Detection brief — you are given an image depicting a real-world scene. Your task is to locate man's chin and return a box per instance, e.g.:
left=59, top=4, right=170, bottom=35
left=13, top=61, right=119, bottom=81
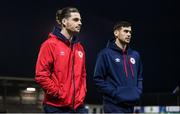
left=125, top=41, right=130, bottom=44
left=125, top=40, right=130, bottom=43
left=76, top=30, right=80, bottom=33
left=73, top=30, right=80, bottom=34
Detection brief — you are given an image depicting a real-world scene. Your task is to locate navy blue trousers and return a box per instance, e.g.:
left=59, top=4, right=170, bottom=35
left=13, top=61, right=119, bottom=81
left=103, top=102, right=134, bottom=113
left=43, top=103, right=88, bottom=113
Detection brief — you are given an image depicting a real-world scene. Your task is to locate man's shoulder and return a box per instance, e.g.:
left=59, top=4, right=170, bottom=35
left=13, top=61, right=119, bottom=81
left=129, top=48, right=138, bottom=53
left=98, top=47, right=112, bottom=56
left=42, top=33, right=58, bottom=45
left=129, top=48, right=141, bottom=58
left=76, top=41, right=84, bottom=47
left=74, top=41, right=84, bottom=49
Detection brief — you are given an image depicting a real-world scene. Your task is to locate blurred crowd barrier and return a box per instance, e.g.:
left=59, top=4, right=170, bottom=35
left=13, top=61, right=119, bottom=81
left=0, top=76, right=179, bottom=113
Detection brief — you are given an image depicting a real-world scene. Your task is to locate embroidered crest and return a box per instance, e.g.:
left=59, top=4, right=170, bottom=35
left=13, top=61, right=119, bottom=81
left=130, top=57, right=136, bottom=64
left=78, top=51, right=83, bottom=58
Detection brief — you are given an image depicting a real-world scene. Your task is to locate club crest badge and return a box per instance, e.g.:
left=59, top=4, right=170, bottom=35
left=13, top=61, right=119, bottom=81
left=78, top=51, right=83, bottom=58
left=130, top=57, right=136, bottom=64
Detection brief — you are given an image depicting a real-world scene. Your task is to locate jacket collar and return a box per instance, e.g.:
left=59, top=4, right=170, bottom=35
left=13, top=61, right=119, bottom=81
left=107, top=39, right=130, bottom=54
left=52, top=26, right=79, bottom=45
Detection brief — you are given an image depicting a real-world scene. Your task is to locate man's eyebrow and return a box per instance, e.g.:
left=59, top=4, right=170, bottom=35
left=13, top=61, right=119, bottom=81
left=73, top=17, right=81, bottom=20
left=124, top=29, right=131, bottom=31
left=124, top=29, right=132, bottom=33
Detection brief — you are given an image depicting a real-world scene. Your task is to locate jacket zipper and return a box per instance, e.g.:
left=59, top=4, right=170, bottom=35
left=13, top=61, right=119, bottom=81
left=122, top=50, right=128, bottom=79
left=71, top=44, right=75, bottom=110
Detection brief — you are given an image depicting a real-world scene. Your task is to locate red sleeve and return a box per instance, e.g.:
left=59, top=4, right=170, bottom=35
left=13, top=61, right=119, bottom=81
left=35, top=41, right=60, bottom=98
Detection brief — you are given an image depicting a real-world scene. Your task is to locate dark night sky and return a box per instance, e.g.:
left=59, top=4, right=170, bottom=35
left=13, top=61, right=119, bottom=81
left=0, top=0, right=179, bottom=104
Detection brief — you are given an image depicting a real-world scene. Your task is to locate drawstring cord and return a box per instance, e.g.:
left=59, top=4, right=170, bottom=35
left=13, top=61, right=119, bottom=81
left=122, top=50, right=134, bottom=78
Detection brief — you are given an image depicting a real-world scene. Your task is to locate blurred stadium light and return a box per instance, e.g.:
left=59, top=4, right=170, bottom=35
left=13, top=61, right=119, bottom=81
left=0, top=76, right=179, bottom=113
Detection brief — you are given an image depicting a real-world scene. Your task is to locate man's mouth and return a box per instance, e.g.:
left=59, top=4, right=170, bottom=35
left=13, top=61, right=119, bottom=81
left=76, top=26, right=81, bottom=30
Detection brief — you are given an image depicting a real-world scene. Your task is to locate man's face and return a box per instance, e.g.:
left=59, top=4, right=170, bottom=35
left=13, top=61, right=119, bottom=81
left=63, top=12, right=82, bottom=34
left=115, top=26, right=132, bottom=44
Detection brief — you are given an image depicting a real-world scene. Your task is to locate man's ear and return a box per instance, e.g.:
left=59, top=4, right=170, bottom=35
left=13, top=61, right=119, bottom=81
left=62, top=18, right=67, bottom=27
left=114, top=30, right=119, bottom=37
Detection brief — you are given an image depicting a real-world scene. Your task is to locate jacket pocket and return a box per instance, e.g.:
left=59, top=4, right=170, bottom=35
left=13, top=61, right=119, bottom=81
left=58, top=83, right=67, bottom=101
left=115, top=86, right=140, bottom=104
left=75, top=78, right=86, bottom=105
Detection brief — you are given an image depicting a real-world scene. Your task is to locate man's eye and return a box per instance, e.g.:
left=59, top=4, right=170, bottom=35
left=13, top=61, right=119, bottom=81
left=73, top=18, right=79, bottom=21
left=124, top=30, right=131, bottom=33
left=124, top=30, right=128, bottom=33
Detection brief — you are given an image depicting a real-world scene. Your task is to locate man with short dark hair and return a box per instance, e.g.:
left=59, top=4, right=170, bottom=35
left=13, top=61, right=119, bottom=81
left=35, top=7, right=87, bottom=113
left=93, top=21, right=143, bottom=113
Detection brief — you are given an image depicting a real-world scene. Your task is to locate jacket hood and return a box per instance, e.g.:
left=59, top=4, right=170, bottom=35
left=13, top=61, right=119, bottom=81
left=52, top=26, right=79, bottom=45
left=106, top=39, right=130, bottom=54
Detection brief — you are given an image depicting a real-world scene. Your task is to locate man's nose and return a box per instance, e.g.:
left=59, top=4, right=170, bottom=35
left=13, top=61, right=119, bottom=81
left=78, top=21, right=82, bottom=26
left=127, top=33, right=131, bottom=37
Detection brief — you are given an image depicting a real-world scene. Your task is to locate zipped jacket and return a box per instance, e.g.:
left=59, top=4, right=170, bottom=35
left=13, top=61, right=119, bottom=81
left=93, top=39, right=143, bottom=105
left=35, top=26, right=87, bottom=109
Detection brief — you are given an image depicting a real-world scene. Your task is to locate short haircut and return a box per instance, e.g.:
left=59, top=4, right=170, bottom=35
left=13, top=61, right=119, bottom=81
left=113, top=21, right=132, bottom=31
left=56, top=7, right=79, bottom=25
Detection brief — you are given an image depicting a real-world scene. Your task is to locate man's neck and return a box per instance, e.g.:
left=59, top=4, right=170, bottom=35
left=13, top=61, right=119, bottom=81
left=61, top=29, right=73, bottom=42
left=115, top=39, right=127, bottom=51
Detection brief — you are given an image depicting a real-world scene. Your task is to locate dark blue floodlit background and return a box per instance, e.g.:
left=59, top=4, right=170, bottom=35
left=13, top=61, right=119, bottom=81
left=0, top=0, right=178, bottom=104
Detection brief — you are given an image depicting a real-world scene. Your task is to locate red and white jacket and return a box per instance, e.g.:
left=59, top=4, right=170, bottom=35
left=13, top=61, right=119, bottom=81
left=35, top=27, right=87, bottom=109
